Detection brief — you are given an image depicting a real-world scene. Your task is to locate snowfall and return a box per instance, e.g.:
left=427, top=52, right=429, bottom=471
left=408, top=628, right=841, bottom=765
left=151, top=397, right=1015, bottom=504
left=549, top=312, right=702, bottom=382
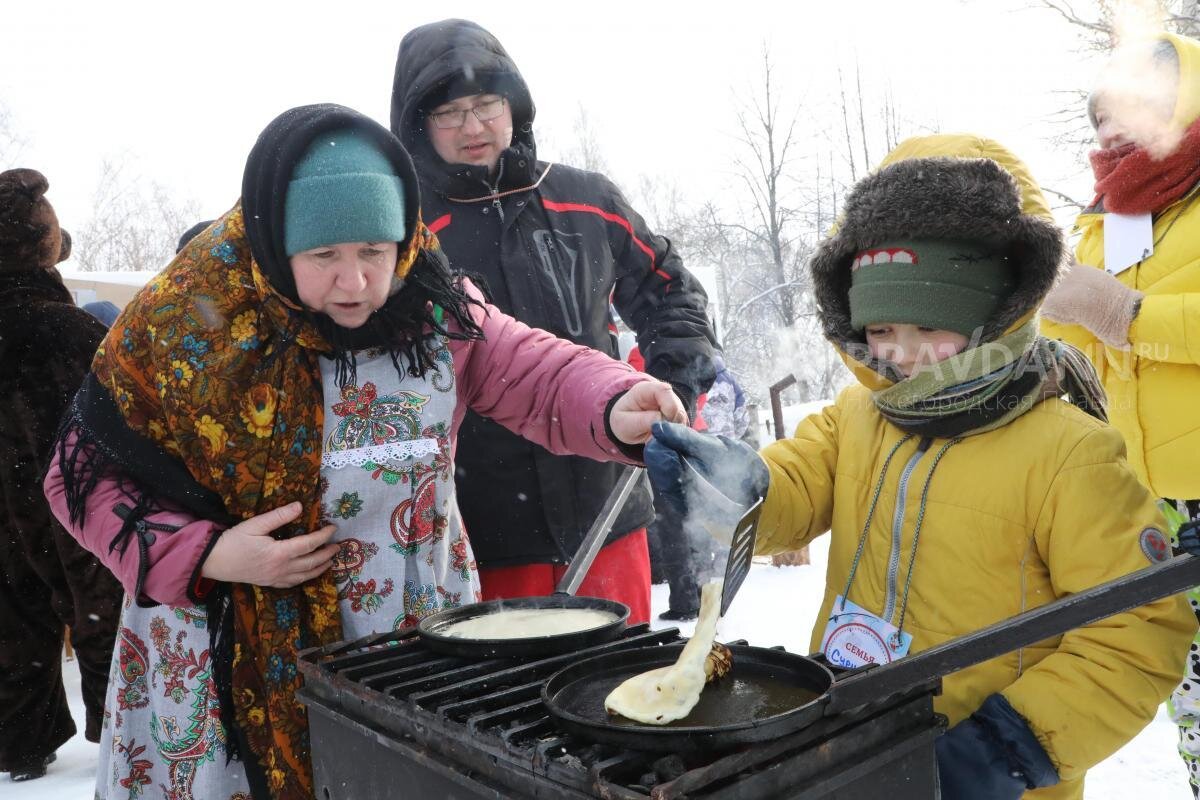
left=6, top=403, right=1191, bottom=799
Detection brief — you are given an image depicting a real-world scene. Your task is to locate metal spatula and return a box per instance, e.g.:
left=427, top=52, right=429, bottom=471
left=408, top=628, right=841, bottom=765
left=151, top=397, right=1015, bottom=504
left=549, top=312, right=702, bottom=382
left=556, top=465, right=642, bottom=596
left=719, top=498, right=763, bottom=615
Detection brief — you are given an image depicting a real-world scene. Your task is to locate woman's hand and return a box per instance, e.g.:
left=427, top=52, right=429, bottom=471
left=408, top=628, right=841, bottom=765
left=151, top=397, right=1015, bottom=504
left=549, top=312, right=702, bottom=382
left=200, top=502, right=339, bottom=587
left=1040, top=258, right=1142, bottom=349
left=608, top=380, right=688, bottom=444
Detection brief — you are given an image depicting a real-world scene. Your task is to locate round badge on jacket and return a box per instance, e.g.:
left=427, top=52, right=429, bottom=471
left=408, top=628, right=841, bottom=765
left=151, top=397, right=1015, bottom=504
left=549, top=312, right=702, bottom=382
left=1139, top=527, right=1171, bottom=564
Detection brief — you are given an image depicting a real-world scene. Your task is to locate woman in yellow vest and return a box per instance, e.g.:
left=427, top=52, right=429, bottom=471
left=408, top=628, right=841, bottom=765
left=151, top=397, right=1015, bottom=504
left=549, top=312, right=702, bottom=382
left=1040, top=33, right=1200, bottom=794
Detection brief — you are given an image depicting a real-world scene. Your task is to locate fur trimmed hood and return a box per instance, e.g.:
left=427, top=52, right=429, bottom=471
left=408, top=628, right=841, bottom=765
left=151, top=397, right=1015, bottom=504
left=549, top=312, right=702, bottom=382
left=811, top=157, right=1064, bottom=367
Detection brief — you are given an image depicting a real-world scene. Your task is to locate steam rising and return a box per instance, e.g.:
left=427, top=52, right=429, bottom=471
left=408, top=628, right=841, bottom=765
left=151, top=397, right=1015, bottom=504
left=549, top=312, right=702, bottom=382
left=1091, top=24, right=1181, bottom=159
left=680, top=456, right=757, bottom=583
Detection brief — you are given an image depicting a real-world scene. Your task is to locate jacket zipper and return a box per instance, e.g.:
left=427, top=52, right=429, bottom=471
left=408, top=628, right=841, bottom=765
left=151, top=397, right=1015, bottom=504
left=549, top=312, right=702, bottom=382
left=882, top=437, right=932, bottom=622
left=113, top=501, right=184, bottom=539
left=487, top=158, right=506, bottom=223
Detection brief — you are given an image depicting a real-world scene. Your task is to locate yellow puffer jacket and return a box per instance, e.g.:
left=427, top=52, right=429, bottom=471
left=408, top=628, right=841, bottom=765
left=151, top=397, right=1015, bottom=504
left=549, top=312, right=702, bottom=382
left=765, top=138, right=1195, bottom=799
left=759, top=389, right=1192, bottom=799
left=1042, top=32, right=1200, bottom=500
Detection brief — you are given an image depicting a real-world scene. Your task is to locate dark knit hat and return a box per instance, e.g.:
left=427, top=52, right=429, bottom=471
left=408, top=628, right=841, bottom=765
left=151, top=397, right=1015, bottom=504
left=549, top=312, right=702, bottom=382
left=83, top=300, right=121, bottom=328
left=848, top=238, right=1016, bottom=336
left=284, top=129, right=407, bottom=256
left=177, top=220, right=215, bottom=253
left=0, top=168, right=70, bottom=270
left=419, top=69, right=522, bottom=113
left=810, top=157, right=1064, bottom=347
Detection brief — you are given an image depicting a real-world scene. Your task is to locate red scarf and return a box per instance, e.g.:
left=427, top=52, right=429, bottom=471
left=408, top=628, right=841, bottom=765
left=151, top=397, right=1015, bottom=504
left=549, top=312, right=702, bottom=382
left=1089, top=117, right=1200, bottom=214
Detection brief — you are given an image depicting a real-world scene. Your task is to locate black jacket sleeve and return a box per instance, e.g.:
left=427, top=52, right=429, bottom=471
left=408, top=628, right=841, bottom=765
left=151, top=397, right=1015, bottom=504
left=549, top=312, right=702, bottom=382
left=601, top=175, right=718, bottom=415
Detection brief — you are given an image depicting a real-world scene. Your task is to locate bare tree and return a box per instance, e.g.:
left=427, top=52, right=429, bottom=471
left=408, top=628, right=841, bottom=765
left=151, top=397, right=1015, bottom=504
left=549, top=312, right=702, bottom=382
left=812, top=56, right=920, bottom=252
left=74, top=158, right=200, bottom=272
left=622, top=49, right=922, bottom=411
left=855, top=61, right=873, bottom=173
left=556, top=103, right=612, bottom=175
left=631, top=173, right=693, bottom=240
left=0, top=101, right=27, bottom=167
left=1042, top=184, right=1088, bottom=212
left=671, top=48, right=844, bottom=409
left=1037, top=0, right=1200, bottom=47
left=836, top=66, right=859, bottom=183
left=882, top=84, right=902, bottom=154
left=694, top=47, right=927, bottom=406
left=729, top=47, right=810, bottom=329
left=1035, top=0, right=1200, bottom=156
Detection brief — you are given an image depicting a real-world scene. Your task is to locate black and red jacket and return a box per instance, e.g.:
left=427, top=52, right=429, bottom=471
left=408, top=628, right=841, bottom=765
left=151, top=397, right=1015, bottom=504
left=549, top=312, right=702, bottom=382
left=392, top=19, right=718, bottom=568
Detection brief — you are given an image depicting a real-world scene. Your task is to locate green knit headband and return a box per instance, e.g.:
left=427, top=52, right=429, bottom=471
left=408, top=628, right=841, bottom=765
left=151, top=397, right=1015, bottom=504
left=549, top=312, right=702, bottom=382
left=284, top=130, right=407, bottom=256
left=848, top=239, right=1015, bottom=337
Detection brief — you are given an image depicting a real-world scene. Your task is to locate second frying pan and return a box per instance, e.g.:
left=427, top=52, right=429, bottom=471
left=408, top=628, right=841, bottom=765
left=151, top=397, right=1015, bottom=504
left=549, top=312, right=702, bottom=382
left=418, top=466, right=640, bottom=658
left=545, top=552, right=1200, bottom=752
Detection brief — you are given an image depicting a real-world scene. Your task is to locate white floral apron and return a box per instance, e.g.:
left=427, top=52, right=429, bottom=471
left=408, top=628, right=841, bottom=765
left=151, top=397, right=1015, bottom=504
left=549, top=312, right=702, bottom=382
left=93, top=339, right=480, bottom=799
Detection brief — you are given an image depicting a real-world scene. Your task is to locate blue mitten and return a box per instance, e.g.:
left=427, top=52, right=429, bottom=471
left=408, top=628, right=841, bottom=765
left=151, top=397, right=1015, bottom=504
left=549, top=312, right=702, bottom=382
left=644, top=422, right=769, bottom=538
left=1178, top=519, right=1200, bottom=556
left=935, top=694, right=1058, bottom=800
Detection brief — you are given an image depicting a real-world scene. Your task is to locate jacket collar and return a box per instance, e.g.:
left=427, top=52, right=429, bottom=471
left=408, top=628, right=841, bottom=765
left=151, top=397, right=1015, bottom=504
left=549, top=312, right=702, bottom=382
left=417, top=140, right=540, bottom=200
left=0, top=265, right=73, bottom=309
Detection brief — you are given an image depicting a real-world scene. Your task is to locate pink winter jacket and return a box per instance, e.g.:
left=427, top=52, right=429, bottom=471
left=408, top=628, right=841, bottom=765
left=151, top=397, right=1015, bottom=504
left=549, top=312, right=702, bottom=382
left=44, top=288, right=649, bottom=608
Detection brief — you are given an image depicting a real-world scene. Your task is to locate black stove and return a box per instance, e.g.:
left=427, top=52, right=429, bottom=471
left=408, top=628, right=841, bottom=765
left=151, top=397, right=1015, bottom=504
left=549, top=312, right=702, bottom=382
left=297, top=624, right=944, bottom=799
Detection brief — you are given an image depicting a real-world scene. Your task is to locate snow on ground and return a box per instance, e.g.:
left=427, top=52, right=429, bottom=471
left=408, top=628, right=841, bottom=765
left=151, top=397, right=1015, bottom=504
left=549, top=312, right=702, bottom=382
left=751, top=398, right=833, bottom=444
left=14, top=532, right=1188, bottom=797
left=778, top=400, right=836, bottom=436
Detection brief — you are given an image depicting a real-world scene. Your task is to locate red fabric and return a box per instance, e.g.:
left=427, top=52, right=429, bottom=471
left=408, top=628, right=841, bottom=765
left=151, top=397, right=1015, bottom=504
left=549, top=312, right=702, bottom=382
left=1089, top=118, right=1200, bottom=214
left=626, top=345, right=645, bottom=372
left=693, top=394, right=708, bottom=432
left=541, top=199, right=662, bottom=274
left=477, top=529, right=651, bottom=624
left=192, top=575, right=215, bottom=600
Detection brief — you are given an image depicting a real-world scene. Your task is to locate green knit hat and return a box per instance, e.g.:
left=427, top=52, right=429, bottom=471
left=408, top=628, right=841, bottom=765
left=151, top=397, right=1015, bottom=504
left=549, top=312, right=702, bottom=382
left=848, top=239, right=1016, bottom=337
left=284, top=130, right=407, bottom=256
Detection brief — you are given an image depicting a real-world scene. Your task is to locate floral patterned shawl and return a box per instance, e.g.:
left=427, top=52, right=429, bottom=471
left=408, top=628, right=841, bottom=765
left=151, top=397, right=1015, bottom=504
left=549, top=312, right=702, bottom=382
left=69, top=205, right=431, bottom=799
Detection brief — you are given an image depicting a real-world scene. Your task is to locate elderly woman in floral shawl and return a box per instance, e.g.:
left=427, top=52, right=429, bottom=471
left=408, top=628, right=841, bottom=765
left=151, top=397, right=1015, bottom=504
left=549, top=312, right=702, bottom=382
left=44, top=104, right=682, bottom=800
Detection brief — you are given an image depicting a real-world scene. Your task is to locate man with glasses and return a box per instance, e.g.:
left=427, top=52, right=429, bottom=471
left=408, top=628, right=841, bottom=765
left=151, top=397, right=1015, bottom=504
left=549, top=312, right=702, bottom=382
left=390, top=19, right=718, bottom=624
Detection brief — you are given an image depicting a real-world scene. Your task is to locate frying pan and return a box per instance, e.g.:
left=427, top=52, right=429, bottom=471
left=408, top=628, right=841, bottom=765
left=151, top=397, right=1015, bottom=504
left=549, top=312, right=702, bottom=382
left=418, top=466, right=641, bottom=658
left=544, top=551, right=1200, bottom=752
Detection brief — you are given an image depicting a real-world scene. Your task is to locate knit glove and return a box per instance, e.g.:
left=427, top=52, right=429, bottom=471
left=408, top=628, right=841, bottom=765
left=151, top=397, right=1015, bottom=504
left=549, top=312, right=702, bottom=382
left=644, top=421, right=769, bottom=543
left=1040, top=260, right=1143, bottom=350
left=935, top=694, right=1059, bottom=800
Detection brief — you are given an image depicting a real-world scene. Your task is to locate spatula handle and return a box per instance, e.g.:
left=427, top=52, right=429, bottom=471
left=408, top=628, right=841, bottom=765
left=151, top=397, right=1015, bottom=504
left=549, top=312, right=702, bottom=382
left=556, top=466, right=642, bottom=596
left=826, top=553, right=1200, bottom=714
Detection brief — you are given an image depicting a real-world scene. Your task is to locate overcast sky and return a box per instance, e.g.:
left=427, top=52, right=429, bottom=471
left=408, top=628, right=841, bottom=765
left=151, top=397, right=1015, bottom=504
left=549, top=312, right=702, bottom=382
left=2, top=0, right=1113, bottom=237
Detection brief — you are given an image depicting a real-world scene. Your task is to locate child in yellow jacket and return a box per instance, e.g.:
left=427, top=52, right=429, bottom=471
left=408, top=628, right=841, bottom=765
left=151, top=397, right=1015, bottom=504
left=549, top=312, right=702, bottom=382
left=645, top=156, right=1195, bottom=800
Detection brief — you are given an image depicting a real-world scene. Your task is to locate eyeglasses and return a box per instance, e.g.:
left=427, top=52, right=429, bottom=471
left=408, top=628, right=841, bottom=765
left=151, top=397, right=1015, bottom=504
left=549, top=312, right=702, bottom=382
left=426, top=97, right=507, bottom=130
